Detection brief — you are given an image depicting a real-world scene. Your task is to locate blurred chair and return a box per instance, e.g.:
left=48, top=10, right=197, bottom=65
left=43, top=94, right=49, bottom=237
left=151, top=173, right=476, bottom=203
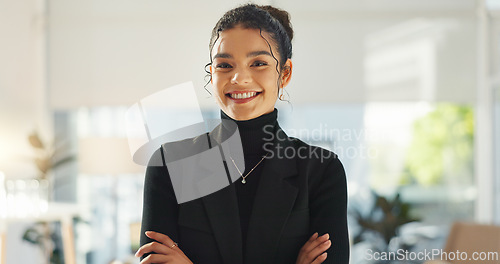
left=426, top=222, right=500, bottom=264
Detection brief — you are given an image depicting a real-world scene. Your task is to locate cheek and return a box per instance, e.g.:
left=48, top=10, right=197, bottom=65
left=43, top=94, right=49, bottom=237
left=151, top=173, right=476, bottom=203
left=211, top=74, right=228, bottom=105
left=211, top=74, right=224, bottom=93
left=255, top=71, right=279, bottom=94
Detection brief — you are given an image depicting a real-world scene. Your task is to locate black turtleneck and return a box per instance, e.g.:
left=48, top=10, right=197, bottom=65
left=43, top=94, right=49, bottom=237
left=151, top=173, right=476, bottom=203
left=220, top=109, right=278, bottom=258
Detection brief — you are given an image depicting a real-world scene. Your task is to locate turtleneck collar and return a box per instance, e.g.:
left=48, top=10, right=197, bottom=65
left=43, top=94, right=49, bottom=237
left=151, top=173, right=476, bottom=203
left=220, top=109, right=278, bottom=155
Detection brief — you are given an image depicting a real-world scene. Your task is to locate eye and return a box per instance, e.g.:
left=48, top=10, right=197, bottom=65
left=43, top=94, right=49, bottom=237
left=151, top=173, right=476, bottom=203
left=252, top=61, right=268, bottom=67
left=215, top=62, right=232, bottom=69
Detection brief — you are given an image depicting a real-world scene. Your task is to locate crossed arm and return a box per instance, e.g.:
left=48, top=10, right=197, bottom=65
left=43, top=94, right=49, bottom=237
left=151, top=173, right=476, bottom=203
left=136, top=230, right=331, bottom=264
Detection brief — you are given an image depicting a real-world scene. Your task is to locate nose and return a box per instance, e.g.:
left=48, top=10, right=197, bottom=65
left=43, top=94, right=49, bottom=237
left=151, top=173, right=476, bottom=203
left=231, top=67, right=251, bottom=84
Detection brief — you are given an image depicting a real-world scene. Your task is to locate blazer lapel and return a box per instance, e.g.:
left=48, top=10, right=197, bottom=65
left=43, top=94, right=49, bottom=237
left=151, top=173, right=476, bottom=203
left=245, top=126, right=299, bottom=263
left=201, top=123, right=243, bottom=264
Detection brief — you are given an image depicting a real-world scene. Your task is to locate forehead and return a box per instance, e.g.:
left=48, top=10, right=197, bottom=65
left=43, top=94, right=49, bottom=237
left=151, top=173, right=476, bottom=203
left=211, top=26, right=277, bottom=57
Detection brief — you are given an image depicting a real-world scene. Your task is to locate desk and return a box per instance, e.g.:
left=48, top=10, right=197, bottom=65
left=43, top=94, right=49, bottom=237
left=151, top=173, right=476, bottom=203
left=0, top=202, right=80, bottom=264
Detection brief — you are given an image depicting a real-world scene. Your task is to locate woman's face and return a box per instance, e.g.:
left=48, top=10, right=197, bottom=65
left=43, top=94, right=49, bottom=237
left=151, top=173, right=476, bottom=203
left=210, top=25, right=292, bottom=121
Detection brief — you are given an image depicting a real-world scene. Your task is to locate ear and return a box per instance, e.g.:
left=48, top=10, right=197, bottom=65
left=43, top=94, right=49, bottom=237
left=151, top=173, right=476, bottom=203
left=280, top=59, right=293, bottom=88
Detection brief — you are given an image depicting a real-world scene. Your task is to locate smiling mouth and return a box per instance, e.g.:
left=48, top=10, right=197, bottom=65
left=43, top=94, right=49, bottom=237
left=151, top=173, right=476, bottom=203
left=226, top=91, right=261, bottom=99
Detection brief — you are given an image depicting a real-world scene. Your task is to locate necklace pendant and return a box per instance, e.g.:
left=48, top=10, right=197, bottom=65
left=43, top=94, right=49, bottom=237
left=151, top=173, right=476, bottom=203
left=242, top=178, right=246, bottom=184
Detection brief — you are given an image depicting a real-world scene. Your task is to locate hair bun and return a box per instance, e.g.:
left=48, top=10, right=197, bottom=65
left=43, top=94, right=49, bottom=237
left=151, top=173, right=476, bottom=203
left=258, top=5, right=293, bottom=41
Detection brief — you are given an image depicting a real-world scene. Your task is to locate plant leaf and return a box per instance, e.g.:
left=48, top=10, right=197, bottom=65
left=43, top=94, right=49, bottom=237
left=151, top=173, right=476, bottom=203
left=28, top=132, right=44, bottom=149
left=35, top=157, right=51, bottom=174
left=22, top=227, right=42, bottom=245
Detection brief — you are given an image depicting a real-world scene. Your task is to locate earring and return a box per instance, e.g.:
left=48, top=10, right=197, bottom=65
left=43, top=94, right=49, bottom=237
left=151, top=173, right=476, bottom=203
left=279, top=88, right=285, bottom=101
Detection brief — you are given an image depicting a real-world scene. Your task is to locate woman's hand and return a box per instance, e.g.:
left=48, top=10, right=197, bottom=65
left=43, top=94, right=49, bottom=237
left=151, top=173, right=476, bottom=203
left=135, top=231, right=193, bottom=264
left=295, top=232, right=331, bottom=264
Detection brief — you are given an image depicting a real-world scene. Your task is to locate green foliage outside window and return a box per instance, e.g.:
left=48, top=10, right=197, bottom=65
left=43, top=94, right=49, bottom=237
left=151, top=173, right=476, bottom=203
left=402, top=104, right=474, bottom=186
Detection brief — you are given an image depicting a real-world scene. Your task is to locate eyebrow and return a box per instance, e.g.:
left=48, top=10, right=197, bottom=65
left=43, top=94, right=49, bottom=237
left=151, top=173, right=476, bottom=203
left=213, top=50, right=272, bottom=59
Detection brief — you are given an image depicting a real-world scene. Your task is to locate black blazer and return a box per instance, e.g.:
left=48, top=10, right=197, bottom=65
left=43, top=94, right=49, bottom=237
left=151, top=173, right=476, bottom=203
left=140, top=124, right=349, bottom=264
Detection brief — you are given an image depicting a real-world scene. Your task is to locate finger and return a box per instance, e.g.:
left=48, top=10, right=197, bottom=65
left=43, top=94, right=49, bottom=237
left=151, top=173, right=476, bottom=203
left=301, top=233, right=329, bottom=253
left=307, top=239, right=331, bottom=262
left=311, top=252, right=328, bottom=264
left=307, top=232, right=319, bottom=244
left=145, top=231, right=178, bottom=248
left=135, top=241, right=171, bottom=258
left=140, top=253, right=172, bottom=264
left=299, top=232, right=318, bottom=253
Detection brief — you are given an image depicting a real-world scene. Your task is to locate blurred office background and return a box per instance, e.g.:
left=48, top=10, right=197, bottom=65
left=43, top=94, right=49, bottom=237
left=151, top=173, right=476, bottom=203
left=0, top=0, right=499, bottom=263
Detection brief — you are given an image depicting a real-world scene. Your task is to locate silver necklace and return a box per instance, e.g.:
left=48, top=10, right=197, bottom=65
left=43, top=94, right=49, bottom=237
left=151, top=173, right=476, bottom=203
left=229, top=154, right=268, bottom=184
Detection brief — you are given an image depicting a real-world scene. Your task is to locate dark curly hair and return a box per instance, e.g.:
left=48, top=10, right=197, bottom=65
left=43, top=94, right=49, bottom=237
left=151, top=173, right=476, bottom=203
left=204, top=4, right=294, bottom=91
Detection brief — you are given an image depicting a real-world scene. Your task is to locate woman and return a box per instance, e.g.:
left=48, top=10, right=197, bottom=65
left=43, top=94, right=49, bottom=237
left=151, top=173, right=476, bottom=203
left=135, top=4, right=349, bottom=264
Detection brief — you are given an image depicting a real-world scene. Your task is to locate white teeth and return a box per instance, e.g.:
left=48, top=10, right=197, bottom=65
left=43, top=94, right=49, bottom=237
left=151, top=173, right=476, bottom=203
left=230, top=92, right=257, bottom=99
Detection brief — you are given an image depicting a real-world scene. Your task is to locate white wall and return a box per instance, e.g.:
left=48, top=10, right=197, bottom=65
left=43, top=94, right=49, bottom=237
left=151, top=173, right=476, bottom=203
left=0, top=0, right=50, bottom=179
left=0, top=1, right=51, bottom=263
left=47, top=0, right=478, bottom=109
